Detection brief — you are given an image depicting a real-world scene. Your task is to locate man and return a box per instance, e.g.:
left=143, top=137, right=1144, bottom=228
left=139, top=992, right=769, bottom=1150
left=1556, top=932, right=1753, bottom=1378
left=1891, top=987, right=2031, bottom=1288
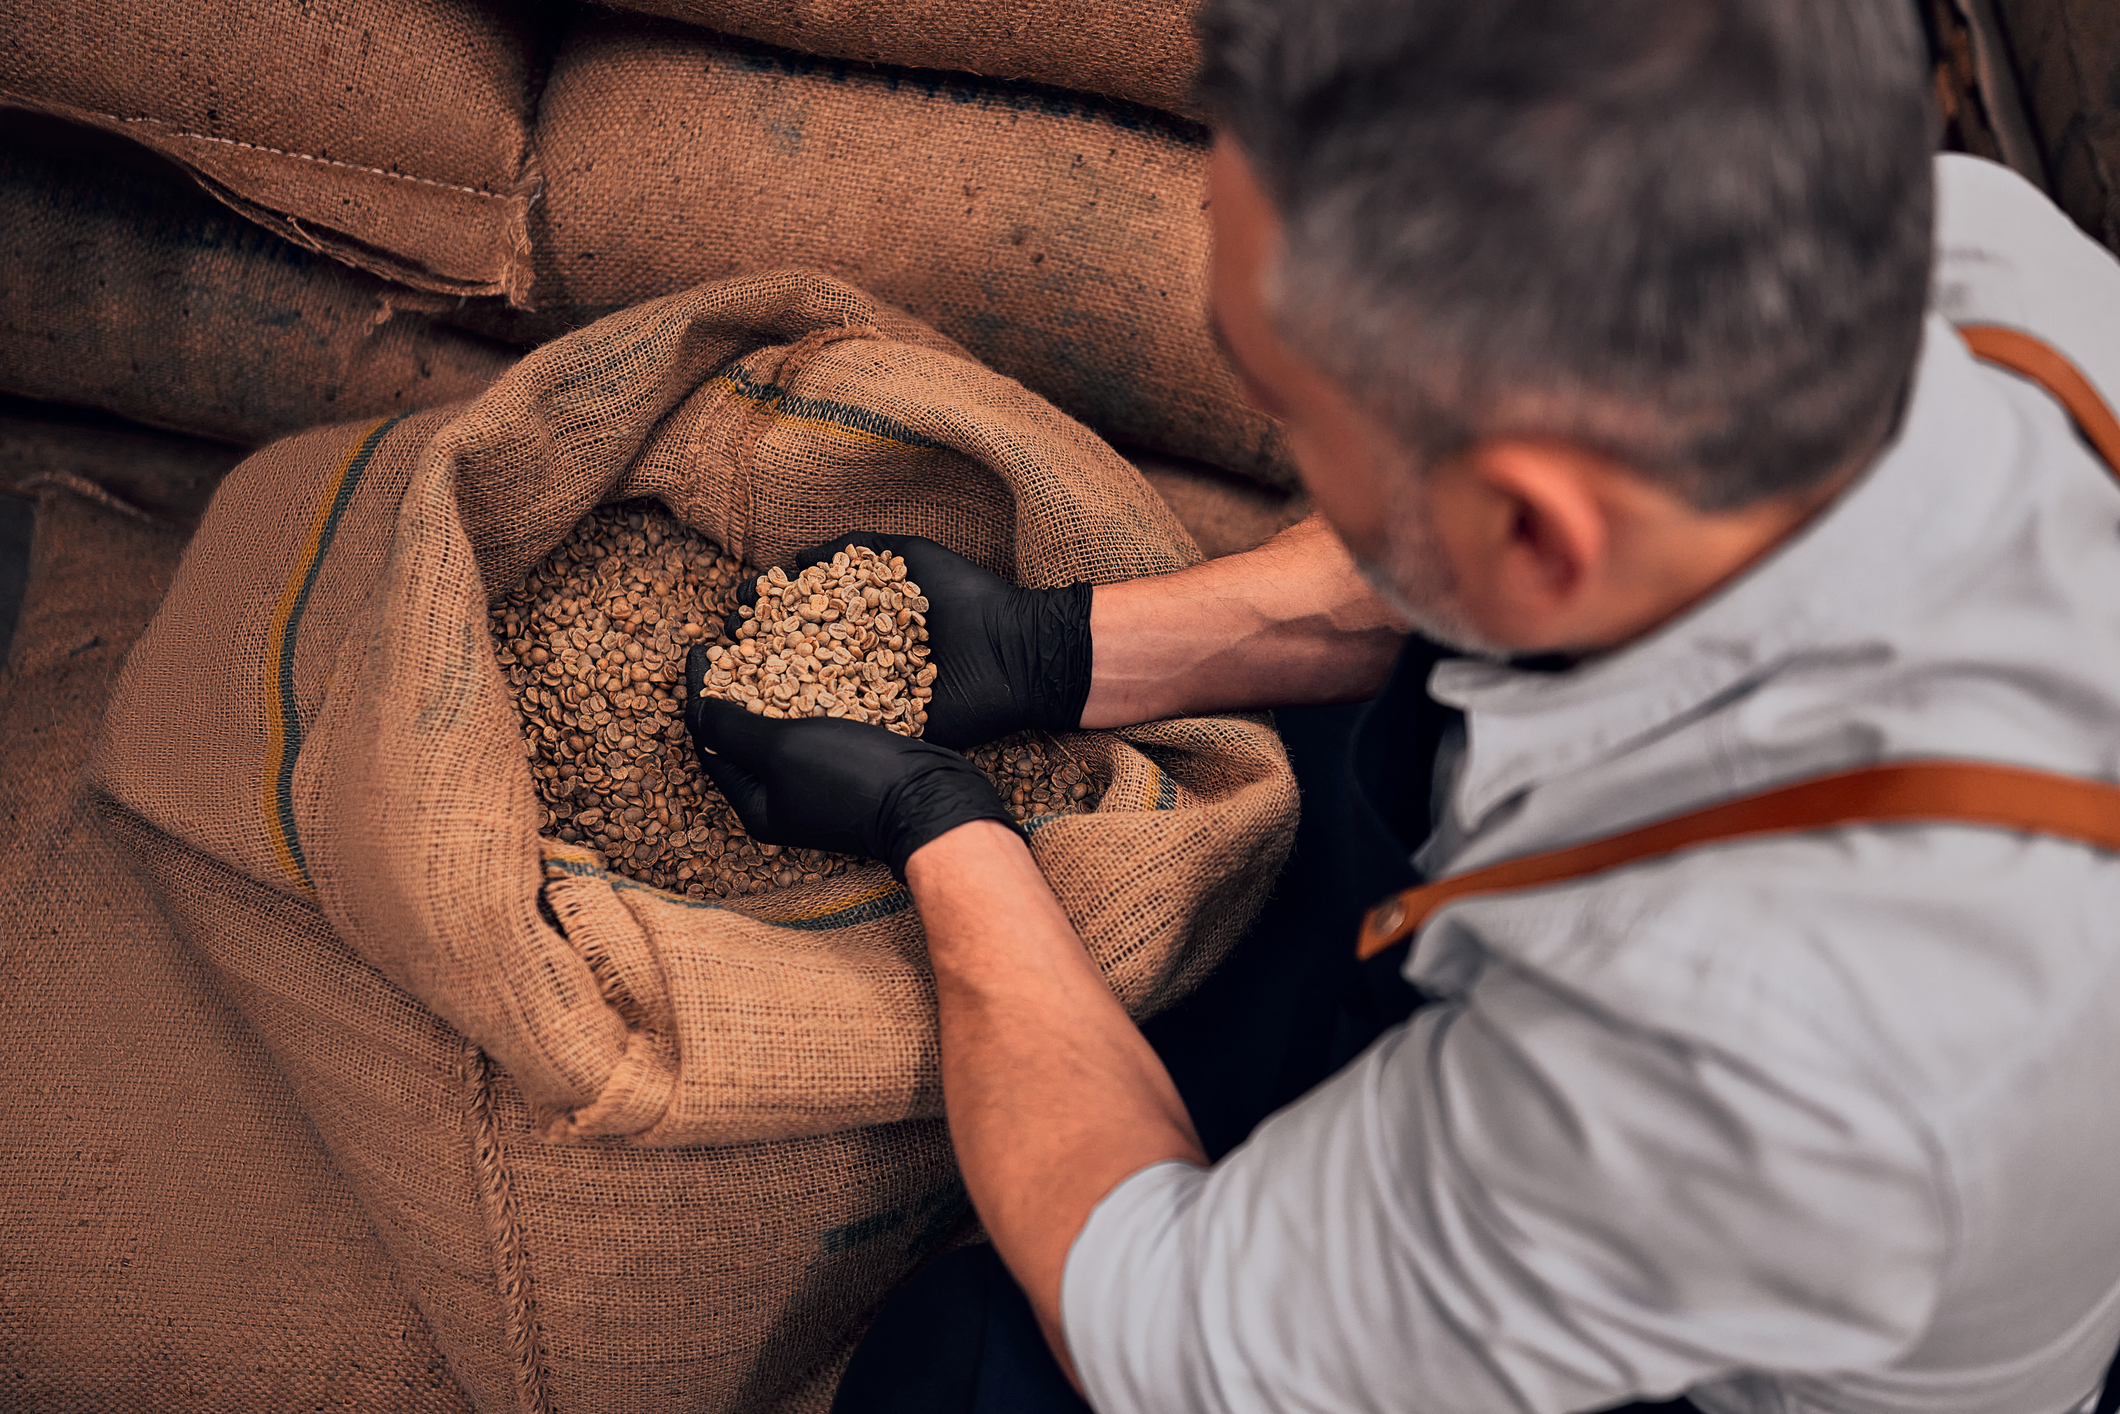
left=686, top=0, right=2120, bottom=1409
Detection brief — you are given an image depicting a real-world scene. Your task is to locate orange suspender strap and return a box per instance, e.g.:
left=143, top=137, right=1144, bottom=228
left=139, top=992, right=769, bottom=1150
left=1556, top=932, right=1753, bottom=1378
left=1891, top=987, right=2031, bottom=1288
left=1357, top=762, right=2120, bottom=958
left=1356, top=326, right=2120, bottom=962
left=1959, top=324, right=2120, bottom=474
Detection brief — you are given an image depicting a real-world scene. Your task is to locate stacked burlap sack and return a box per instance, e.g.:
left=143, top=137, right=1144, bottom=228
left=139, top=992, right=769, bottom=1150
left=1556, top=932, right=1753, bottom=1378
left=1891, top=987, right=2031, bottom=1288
left=587, top=0, right=1207, bottom=120
left=81, top=271, right=1297, bottom=1410
left=1990, top=0, right=2120, bottom=251
left=0, top=0, right=549, bottom=299
left=0, top=111, right=518, bottom=448
left=522, top=12, right=1281, bottom=486
left=1927, top=0, right=2120, bottom=251
left=0, top=0, right=1295, bottom=496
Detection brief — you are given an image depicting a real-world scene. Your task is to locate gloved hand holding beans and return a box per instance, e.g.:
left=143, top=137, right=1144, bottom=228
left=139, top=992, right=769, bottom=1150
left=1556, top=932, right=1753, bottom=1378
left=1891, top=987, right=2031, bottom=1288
left=725, top=533, right=1093, bottom=750
left=684, top=687, right=1019, bottom=880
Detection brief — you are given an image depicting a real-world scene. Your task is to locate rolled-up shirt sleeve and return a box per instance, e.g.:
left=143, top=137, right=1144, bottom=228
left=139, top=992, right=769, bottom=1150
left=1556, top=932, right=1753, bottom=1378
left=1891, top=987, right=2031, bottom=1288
left=1061, top=961, right=1949, bottom=1414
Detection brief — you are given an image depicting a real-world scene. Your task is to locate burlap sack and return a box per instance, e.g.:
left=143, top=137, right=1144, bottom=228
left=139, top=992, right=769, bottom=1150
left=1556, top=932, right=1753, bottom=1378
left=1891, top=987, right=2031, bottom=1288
left=1, top=116, right=520, bottom=448
left=588, top=0, right=1205, bottom=121
left=526, top=13, right=1295, bottom=491
left=0, top=486, right=471, bottom=1410
left=1928, top=0, right=2045, bottom=181
left=1986, top=0, right=2120, bottom=252
left=0, top=399, right=246, bottom=530
left=0, top=0, right=545, bottom=298
left=89, top=269, right=1297, bottom=1412
left=1124, top=448, right=1309, bottom=559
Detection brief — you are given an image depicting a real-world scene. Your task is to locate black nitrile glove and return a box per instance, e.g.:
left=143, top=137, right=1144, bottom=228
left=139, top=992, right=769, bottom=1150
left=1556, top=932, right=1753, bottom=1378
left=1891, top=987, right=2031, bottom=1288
left=685, top=651, right=1018, bottom=879
left=725, top=533, right=1092, bottom=750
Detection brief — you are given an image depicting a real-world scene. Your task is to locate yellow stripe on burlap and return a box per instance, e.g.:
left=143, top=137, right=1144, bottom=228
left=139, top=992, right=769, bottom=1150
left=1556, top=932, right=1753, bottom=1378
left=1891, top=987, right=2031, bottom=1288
left=259, top=416, right=404, bottom=895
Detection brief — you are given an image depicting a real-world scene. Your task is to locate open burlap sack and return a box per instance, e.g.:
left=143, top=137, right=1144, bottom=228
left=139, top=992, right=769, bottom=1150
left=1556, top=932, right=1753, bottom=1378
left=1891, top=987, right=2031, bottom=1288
left=0, top=486, right=471, bottom=1410
left=89, top=269, right=1297, bottom=1412
left=0, top=0, right=546, bottom=298
left=1, top=116, right=519, bottom=447
left=588, top=0, right=1205, bottom=121
left=525, top=13, right=1295, bottom=491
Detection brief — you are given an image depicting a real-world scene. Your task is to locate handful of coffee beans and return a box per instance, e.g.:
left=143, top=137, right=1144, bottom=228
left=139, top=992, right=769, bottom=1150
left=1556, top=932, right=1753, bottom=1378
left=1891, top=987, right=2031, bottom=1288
left=695, top=544, right=935, bottom=733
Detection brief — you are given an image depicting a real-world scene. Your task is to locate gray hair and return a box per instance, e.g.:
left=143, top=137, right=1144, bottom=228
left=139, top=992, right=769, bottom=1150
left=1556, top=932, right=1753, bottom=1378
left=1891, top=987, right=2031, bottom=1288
left=1198, top=0, right=1936, bottom=510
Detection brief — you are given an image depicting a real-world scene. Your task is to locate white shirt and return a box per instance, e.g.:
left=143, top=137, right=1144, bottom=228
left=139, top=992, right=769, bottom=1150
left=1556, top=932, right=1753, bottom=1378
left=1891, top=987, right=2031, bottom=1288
left=1063, top=155, right=2120, bottom=1414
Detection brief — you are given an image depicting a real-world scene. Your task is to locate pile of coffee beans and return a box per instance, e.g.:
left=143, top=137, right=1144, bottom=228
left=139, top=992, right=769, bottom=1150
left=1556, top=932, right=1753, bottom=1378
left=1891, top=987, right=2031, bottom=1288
left=490, top=502, right=1102, bottom=900
left=968, top=734, right=1098, bottom=824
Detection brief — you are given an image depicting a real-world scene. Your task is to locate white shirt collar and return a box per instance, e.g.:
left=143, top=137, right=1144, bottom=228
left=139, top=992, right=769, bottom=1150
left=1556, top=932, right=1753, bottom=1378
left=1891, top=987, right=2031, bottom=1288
left=1426, top=315, right=2021, bottom=827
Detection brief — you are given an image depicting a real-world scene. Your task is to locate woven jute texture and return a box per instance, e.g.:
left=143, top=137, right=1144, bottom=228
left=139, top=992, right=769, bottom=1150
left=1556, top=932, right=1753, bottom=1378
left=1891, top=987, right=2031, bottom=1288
left=0, top=0, right=544, bottom=299
left=1124, top=449, right=1308, bottom=560
left=526, top=13, right=1294, bottom=491
left=88, top=270, right=1297, bottom=1412
left=0, top=116, right=519, bottom=447
left=592, top=0, right=1205, bottom=121
left=0, top=487, right=472, bottom=1411
left=1990, top=0, right=2120, bottom=253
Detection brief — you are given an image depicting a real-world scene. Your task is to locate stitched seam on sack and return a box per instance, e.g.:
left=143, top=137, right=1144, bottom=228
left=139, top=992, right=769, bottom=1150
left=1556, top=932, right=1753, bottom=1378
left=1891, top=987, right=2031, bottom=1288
left=260, top=414, right=406, bottom=895
left=50, top=104, right=517, bottom=200
left=463, top=1044, right=556, bottom=1414
left=713, top=365, right=954, bottom=453
left=724, top=325, right=887, bottom=562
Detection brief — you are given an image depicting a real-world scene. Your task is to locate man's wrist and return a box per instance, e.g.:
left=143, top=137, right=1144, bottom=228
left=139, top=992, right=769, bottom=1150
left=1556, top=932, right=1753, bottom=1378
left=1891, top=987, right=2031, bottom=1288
left=904, top=817, right=1053, bottom=981
left=1079, top=576, right=1180, bottom=728
left=903, top=817, right=1031, bottom=897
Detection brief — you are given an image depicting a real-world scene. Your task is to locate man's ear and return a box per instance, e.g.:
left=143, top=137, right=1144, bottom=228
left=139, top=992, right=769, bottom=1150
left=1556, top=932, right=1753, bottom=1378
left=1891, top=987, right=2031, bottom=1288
left=1426, top=439, right=1611, bottom=646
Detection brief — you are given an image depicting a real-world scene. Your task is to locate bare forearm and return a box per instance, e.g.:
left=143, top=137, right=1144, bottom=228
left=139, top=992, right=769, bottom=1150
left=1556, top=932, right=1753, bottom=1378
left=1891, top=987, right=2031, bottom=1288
left=907, top=820, right=1205, bottom=1384
left=1081, top=512, right=1407, bottom=728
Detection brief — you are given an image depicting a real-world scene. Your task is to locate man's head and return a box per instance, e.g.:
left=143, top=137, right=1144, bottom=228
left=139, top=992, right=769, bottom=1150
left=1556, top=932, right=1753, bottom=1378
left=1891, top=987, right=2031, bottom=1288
left=1197, top=0, right=1936, bottom=655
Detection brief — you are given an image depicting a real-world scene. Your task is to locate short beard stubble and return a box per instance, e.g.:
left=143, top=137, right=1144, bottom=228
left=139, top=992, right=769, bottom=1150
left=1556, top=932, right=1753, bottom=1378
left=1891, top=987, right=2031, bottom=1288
left=1353, top=466, right=1511, bottom=660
